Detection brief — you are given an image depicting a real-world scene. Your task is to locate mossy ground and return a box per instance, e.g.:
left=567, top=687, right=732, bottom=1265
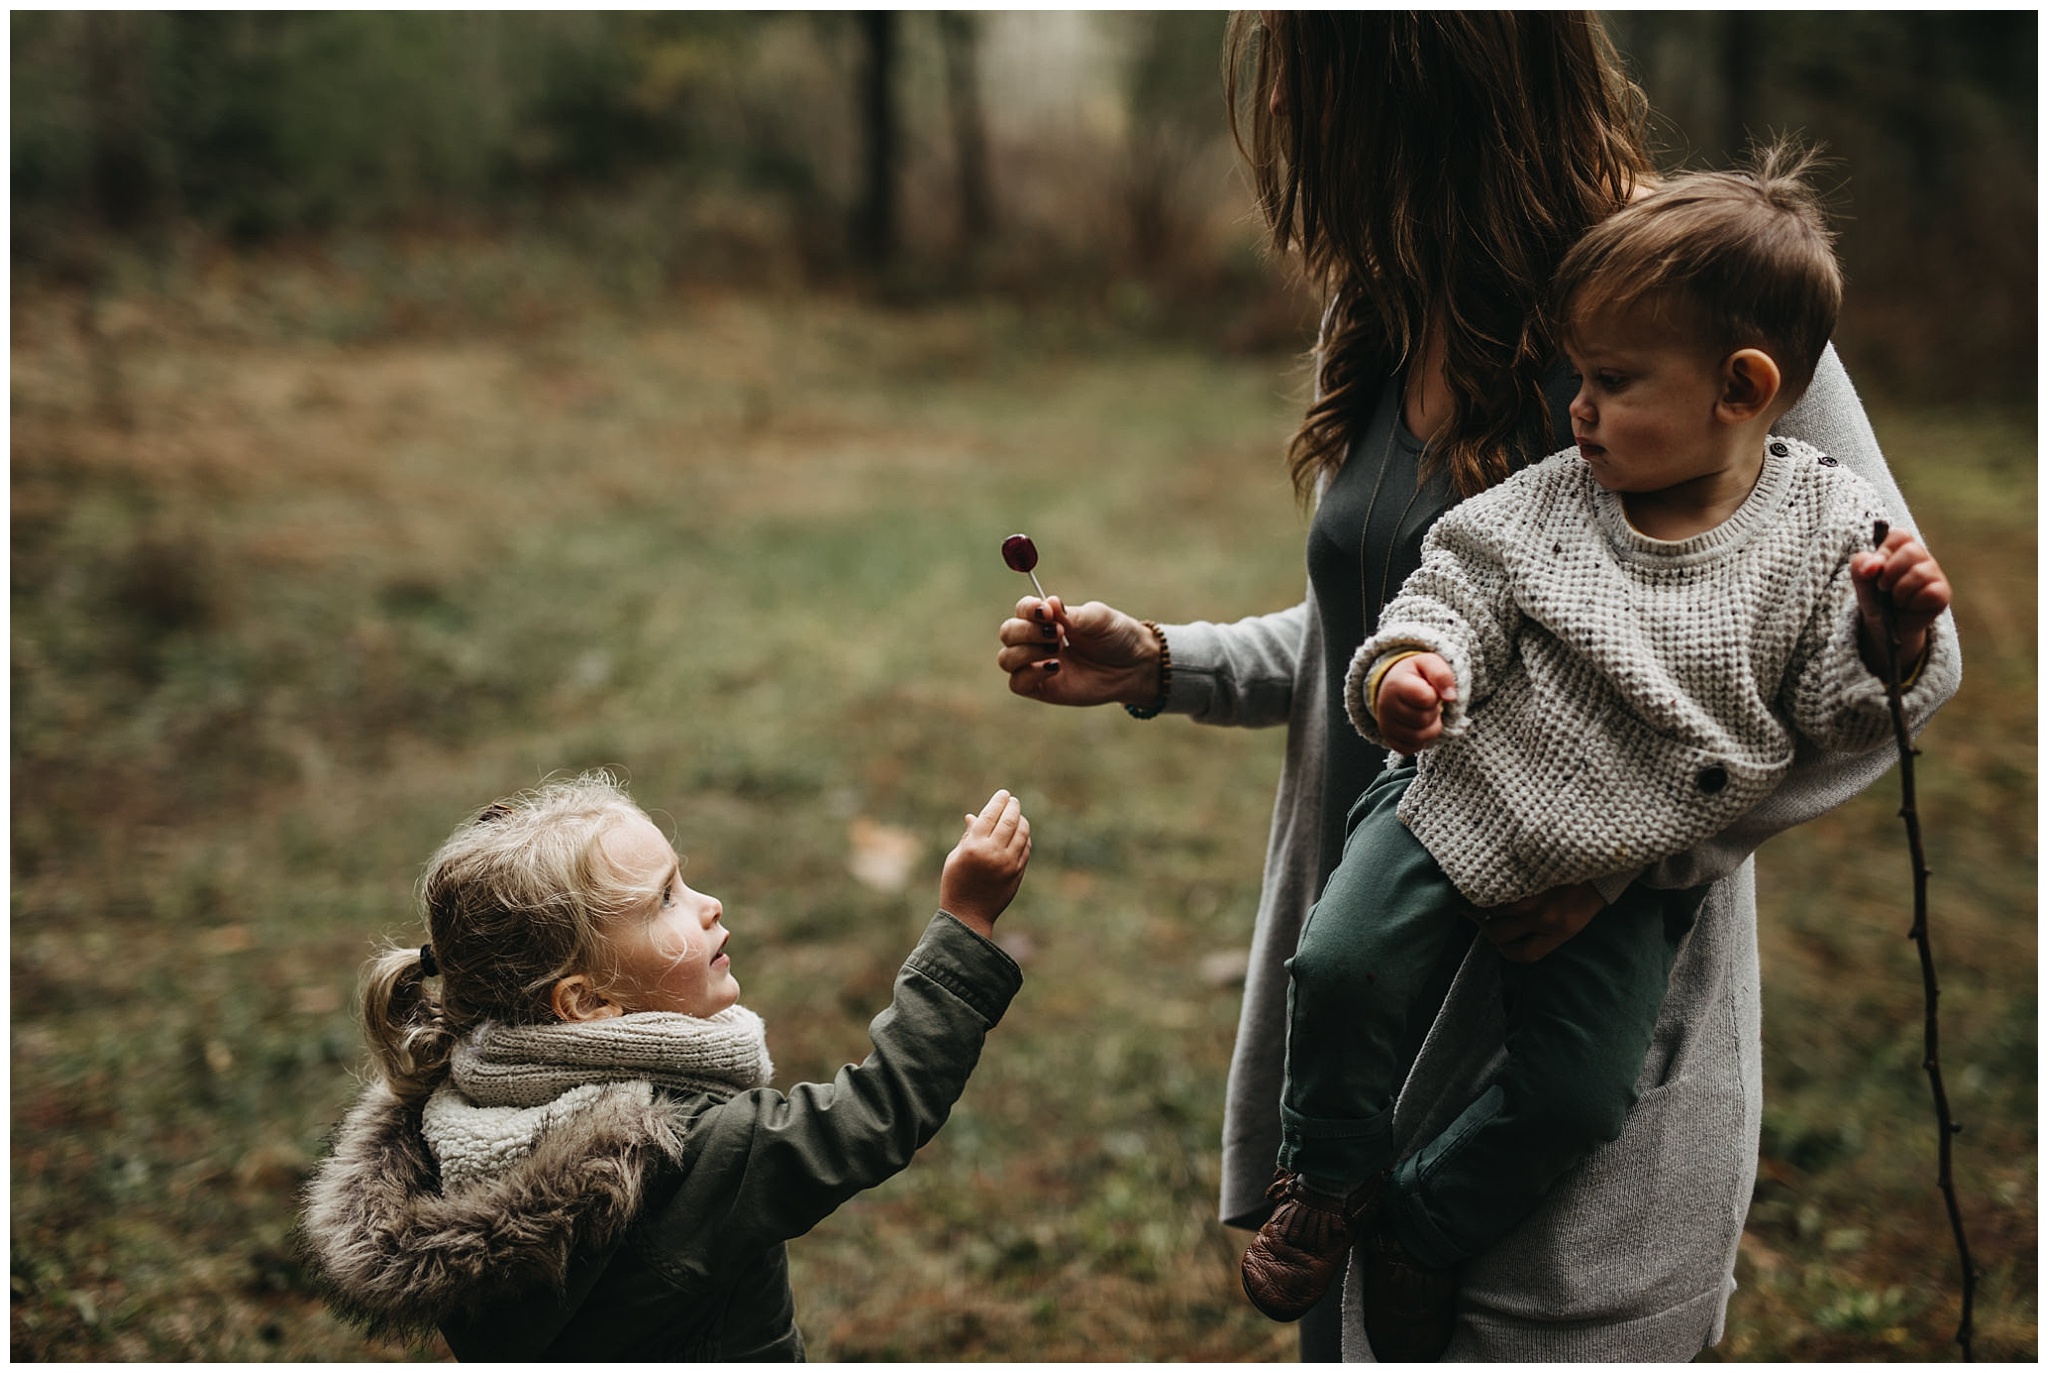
left=11, top=244, right=2034, bottom=1360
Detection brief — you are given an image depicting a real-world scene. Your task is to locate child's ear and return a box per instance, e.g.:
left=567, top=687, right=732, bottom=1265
left=552, top=974, right=623, bottom=1023
left=1717, top=348, right=1782, bottom=421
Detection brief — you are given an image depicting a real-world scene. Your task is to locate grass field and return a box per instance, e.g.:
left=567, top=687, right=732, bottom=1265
left=10, top=242, right=2036, bottom=1361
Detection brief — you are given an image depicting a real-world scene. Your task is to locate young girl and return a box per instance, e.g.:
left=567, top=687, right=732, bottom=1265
left=300, top=773, right=1031, bottom=1360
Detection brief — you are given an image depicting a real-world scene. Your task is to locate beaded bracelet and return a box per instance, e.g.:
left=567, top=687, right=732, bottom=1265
left=1124, top=620, right=1172, bottom=719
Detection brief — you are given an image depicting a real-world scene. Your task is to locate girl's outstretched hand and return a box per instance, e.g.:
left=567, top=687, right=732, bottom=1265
left=938, top=789, right=1032, bottom=938
left=996, top=595, right=1163, bottom=709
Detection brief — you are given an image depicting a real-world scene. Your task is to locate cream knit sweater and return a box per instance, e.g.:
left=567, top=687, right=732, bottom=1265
left=1342, top=436, right=1957, bottom=908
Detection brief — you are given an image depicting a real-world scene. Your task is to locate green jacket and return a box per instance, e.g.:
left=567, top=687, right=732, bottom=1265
left=301, top=913, right=1021, bottom=1360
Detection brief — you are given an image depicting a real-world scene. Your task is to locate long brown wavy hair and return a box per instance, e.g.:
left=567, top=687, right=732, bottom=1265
left=1226, top=12, right=1652, bottom=500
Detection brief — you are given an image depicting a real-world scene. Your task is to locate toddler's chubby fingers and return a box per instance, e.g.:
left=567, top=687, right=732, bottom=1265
left=1886, top=557, right=1947, bottom=602
left=1876, top=540, right=1928, bottom=589
left=1413, top=653, right=1459, bottom=703
left=1853, top=525, right=1911, bottom=563
left=1385, top=721, right=1440, bottom=754
left=1382, top=688, right=1443, bottom=733
left=1381, top=669, right=1436, bottom=715
left=1383, top=654, right=1455, bottom=711
left=1866, top=533, right=1935, bottom=589
left=1853, top=541, right=1953, bottom=620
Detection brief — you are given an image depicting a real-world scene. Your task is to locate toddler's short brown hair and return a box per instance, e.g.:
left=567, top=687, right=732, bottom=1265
left=1555, top=142, right=1842, bottom=405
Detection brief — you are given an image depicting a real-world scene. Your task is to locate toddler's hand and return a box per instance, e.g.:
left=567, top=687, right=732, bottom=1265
left=1850, top=527, right=1952, bottom=677
left=938, top=789, right=1032, bottom=939
left=1376, top=653, right=1458, bottom=755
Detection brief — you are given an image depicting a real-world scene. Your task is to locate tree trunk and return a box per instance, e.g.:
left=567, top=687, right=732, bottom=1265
left=84, top=11, right=156, bottom=234
left=80, top=11, right=150, bottom=428
left=1718, top=11, right=1760, bottom=163
left=938, top=11, right=991, bottom=245
left=855, top=11, right=898, bottom=267
left=1902, top=11, right=1945, bottom=239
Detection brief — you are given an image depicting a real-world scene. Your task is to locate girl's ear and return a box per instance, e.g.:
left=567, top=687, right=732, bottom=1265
left=551, top=974, right=623, bottom=1023
left=1717, top=348, right=1782, bottom=421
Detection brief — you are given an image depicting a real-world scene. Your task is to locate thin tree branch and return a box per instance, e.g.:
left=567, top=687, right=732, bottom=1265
left=1871, top=518, right=1976, bottom=1361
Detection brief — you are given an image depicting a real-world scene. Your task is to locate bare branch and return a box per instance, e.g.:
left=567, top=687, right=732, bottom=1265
left=1871, top=518, right=1976, bottom=1361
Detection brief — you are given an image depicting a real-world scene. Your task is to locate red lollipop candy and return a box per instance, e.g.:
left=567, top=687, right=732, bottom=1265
left=1001, top=533, right=1048, bottom=601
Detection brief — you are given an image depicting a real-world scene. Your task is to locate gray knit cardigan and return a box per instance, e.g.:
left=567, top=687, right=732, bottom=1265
left=1157, top=348, right=1959, bottom=1360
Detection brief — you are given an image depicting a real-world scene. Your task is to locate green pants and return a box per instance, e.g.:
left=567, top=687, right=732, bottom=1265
left=1279, top=764, right=1705, bottom=1268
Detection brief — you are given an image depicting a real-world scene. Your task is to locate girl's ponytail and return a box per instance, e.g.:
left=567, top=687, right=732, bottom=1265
left=359, top=944, right=456, bottom=1103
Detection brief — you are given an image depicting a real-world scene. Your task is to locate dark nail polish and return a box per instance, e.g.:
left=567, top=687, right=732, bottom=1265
left=1044, top=660, right=1061, bottom=674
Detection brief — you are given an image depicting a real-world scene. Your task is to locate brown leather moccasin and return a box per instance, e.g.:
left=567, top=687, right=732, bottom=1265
left=1239, top=1170, right=1382, bottom=1322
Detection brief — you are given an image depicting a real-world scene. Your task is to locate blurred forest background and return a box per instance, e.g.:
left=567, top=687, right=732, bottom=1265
left=11, top=11, right=2036, bottom=1362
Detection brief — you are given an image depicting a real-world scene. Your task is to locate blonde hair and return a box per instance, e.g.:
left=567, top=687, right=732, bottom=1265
left=359, top=772, right=661, bottom=1103
left=1554, top=142, right=1843, bottom=406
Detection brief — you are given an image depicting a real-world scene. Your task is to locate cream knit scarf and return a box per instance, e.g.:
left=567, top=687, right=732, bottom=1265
left=422, top=1006, right=773, bottom=1192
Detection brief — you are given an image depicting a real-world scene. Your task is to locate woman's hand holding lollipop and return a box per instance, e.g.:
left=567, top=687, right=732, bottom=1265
left=995, top=533, right=1165, bottom=709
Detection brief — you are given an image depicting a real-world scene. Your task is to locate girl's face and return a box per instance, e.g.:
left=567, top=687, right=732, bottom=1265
left=594, top=816, right=739, bottom=1019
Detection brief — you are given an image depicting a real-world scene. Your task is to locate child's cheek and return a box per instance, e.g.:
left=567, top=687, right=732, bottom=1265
left=669, top=929, right=705, bottom=972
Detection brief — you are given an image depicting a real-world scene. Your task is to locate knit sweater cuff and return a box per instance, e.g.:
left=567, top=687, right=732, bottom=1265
left=1345, top=630, right=1472, bottom=747
left=1799, top=607, right=1962, bottom=752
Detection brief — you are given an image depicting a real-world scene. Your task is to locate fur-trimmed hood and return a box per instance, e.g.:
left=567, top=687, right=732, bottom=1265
left=299, top=1077, right=689, bottom=1333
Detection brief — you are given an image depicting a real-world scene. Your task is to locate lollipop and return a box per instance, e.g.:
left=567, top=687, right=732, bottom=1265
left=1001, top=533, right=1048, bottom=601
left=1002, top=532, right=1068, bottom=651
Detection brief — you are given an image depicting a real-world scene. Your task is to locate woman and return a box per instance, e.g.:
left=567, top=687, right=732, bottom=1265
left=995, top=13, right=1956, bottom=1361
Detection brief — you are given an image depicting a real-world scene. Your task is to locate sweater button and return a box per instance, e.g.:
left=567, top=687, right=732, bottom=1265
left=1696, top=765, right=1729, bottom=794
left=1769, top=441, right=1790, bottom=457
left=1818, top=454, right=1838, bottom=466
